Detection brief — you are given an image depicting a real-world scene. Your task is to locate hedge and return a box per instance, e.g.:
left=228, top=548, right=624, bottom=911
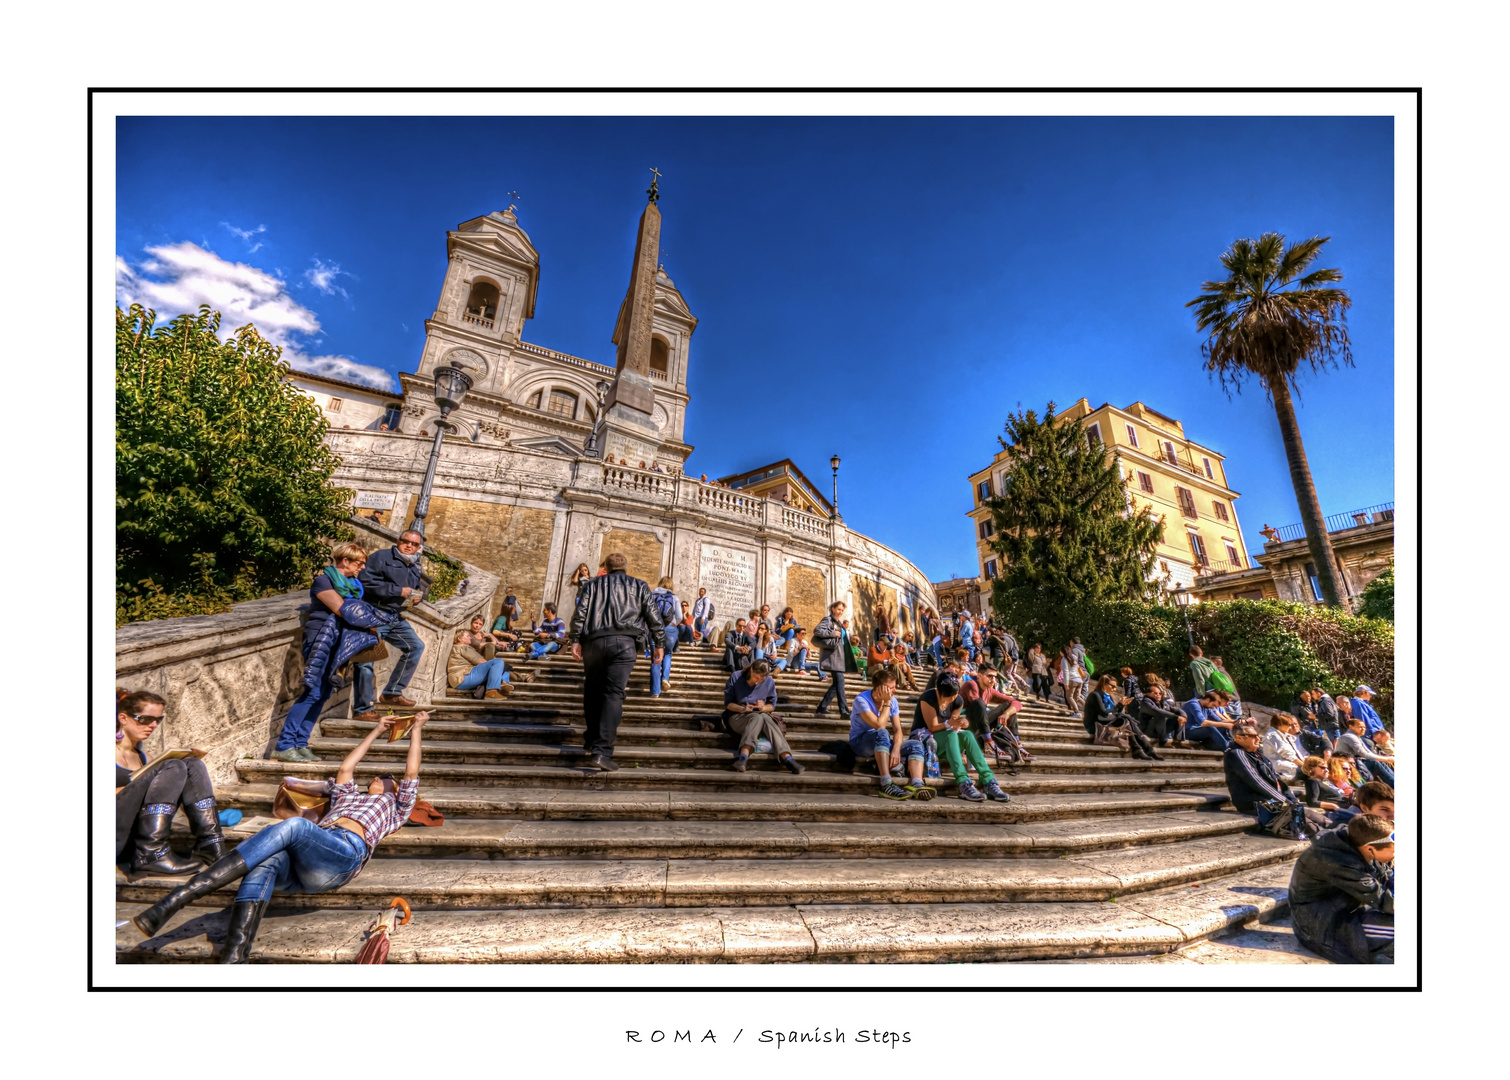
left=993, top=589, right=1394, bottom=724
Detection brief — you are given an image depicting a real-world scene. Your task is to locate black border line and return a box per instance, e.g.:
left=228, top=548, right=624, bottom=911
left=93, top=87, right=1422, bottom=992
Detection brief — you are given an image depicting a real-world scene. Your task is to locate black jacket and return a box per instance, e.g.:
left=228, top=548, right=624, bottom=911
left=723, top=631, right=753, bottom=671
left=1302, top=775, right=1351, bottom=809
left=358, top=547, right=426, bottom=614
left=1222, top=745, right=1296, bottom=815
left=1138, top=694, right=1183, bottom=741
left=568, top=569, right=667, bottom=650
left=1289, top=826, right=1394, bottom=963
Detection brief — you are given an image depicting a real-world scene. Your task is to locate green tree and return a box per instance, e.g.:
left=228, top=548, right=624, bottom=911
left=1187, top=232, right=1353, bottom=607
left=1356, top=560, right=1394, bottom=622
left=986, top=403, right=1166, bottom=638
left=117, top=305, right=352, bottom=624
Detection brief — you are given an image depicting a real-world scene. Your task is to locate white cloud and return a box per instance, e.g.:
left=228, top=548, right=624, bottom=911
left=221, top=221, right=266, bottom=252
left=286, top=353, right=396, bottom=391
left=116, top=241, right=394, bottom=391
left=304, top=257, right=349, bottom=297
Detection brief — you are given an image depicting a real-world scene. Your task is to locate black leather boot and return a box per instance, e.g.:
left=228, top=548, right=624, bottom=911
left=218, top=899, right=268, bottom=964
left=129, top=805, right=203, bottom=876
left=183, top=797, right=227, bottom=866
left=133, top=851, right=249, bottom=938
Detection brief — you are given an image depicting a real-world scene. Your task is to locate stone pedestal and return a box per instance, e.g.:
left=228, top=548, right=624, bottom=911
left=595, top=370, right=663, bottom=465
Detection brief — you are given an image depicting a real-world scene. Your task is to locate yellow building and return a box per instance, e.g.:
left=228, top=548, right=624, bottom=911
left=967, top=398, right=1252, bottom=592
left=715, top=458, right=833, bottom=517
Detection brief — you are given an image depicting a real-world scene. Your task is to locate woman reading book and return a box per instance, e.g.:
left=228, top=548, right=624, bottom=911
left=115, top=689, right=226, bottom=876
left=132, top=710, right=430, bottom=963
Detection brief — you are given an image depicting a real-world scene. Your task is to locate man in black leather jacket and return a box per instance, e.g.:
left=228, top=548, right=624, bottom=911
left=568, top=551, right=667, bottom=770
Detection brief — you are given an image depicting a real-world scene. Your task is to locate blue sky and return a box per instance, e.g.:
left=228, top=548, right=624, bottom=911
left=115, top=115, right=1395, bottom=582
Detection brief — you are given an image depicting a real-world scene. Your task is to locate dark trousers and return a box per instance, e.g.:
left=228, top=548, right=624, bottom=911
left=1361, top=759, right=1396, bottom=787
left=1031, top=673, right=1053, bottom=700
left=115, top=757, right=215, bottom=861
left=582, top=634, right=637, bottom=757
left=816, top=670, right=848, bottom=716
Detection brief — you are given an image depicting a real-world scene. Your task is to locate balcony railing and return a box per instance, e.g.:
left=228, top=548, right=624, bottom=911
left=462, top=310, right=495, bottom=329
left=1272, top=502, right=1394, bottom=543
left=517, top=341, right=617, bottom=376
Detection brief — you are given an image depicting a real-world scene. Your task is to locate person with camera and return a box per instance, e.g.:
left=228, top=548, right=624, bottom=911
left=352, top=530, right=429, bottom=722
left=132, top=711, right=430, bottom=963
left=568, top=551, right=667, bottom=771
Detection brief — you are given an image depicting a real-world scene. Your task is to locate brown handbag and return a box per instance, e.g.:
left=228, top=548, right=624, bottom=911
left=274, top=777, right=332, bottom=821
left=1094, top=721, right=1132, bottom=752
left=349, top=639, right=389, bottom=666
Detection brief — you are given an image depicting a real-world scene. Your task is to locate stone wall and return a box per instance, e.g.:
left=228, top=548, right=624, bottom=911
left=117, top=530, right=499, bottom=784
left=600, top=526, right=665, bottom=585
left=785, top=563, right=828, bottom=634
left=418, top=496, right=556, bottom=626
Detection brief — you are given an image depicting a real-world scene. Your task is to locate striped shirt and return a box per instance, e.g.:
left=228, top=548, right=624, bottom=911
left=320, top=779, right=419, bottom=870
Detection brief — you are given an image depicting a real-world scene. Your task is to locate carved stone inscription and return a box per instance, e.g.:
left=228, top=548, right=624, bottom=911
left=699, top=543, right=756, bottom=624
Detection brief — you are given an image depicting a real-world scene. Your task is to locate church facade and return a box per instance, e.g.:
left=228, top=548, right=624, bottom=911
left=397, top=206, right=695, bottom=466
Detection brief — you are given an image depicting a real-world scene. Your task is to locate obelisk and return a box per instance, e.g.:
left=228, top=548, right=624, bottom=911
left=590, top=170, right=666, bottom=465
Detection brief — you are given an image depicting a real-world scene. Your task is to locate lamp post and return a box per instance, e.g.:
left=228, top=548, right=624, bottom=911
left=407, top=363, right=476, bottom=538
left=1172, top=584, right=1194, bottom=647
left=829, top=453, right=841, bottom=521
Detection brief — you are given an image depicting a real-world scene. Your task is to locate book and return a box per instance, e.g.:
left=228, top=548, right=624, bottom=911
left=129, top=747, right=206, bottom=782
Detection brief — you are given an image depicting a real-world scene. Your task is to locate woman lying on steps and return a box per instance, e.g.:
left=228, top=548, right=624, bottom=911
left=132, top=711, right=429, bottom=963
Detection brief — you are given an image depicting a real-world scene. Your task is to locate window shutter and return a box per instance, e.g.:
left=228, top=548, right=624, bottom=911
left=1138, top=471, right=1154, bottom=493
left=1176, top=486, right=1197, bottom=519
left=1125, top=423, right=1139, bottom=448
left=1213, top=500, right=1229, bottom=522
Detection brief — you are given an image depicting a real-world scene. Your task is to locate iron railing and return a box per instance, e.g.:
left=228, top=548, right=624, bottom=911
left=1273, top=502, right=1394, bottom=543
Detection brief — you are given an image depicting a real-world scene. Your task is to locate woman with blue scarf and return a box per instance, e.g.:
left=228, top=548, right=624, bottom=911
left=271, top=542, right=384, bottom=762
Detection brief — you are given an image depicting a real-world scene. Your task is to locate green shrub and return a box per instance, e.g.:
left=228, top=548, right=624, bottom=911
left=1356, top=561, right=1394, bottom=622
left=423, top=548, right=466, bottom=602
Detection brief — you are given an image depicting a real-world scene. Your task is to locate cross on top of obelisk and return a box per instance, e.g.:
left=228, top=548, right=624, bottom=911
left=647, top=167, right=662, bottom=204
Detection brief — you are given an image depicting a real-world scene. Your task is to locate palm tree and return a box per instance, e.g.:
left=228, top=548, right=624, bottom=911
left=1187, top=233, right=1353, bottom=607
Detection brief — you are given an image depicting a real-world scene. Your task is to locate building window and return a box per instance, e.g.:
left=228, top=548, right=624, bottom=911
left=1235, top=589, right=1264, bottom=601
left=1212, top=500, right=1230, bottom=522
left=327, top=397, right=343, bottom=413
left=650, top=336, right=670, bottom=376
left=528, top=390, right=543, bottom=409
left=1125, top=423, right=1139, bottom=448
left=547, top=389, right=578, bottom=418
left=1086, top=423, right=1102, bottom=448
left=978, top=519, right=995, bottom=539
left=1162, top=440, right=1178, bottom=465
left=1202, top=457, right=1214, bottom=480
left=1304, top=562, right=1323, bottom=602
left=1137, top=470, right=1154, bottom=493
left=983, top=559, right=998, bottom=578
left=464, top=281, right=500, bottom=324
left=1175, top=485, right=1198, bottom=519
left=1224, top=541, right=1240, bottom=565
left=977, top=480, right=992, bottom=503
left=1188, top=532, right=1209, bottom=566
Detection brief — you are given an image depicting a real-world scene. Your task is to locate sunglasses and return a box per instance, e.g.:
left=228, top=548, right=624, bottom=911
left=129, top=712, right=163, bottom=723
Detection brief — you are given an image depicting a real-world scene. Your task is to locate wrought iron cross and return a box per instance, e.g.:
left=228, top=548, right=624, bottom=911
left=647, top=167, right=662, bottom=203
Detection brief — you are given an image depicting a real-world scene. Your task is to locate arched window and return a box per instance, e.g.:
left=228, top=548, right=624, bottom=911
left=650, top=336, right=670, bottom=377
left=547, top=389, right=579, bottom=419
left=528, top=390, right=543, bottom=409
left=464, top=281, right=500, bottom=327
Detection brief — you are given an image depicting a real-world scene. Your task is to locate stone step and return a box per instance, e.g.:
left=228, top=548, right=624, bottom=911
left=117, top=831, right=1301, bottom=910
left=116, top=861, right=1294, bottom=963
left=317, top=718, right=1219, bottom=759
left=301, top=736, right=1225, bottom=777
left=217, top=782, right=1233, bottom=824
left=177, top=809, right=1253, bottom=861
left=237, top=757, right=1225, bottom=794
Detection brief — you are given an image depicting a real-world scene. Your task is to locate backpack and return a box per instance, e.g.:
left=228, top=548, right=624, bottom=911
left=652, top=590, right=678, bottom=623
left=1209, top=667, right=1237, bottom=695
left=1082, top=654, right=1095, bottom=676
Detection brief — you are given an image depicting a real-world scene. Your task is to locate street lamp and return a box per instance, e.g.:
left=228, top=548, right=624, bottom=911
left=1172, top=584, right=1194, bottom=647
left=407, top=363, right=477, bottom=538
left=829, top=454, right=841, bottom=521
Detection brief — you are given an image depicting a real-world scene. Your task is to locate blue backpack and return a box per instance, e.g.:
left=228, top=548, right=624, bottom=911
left=652, top=590, right=679, bottom=623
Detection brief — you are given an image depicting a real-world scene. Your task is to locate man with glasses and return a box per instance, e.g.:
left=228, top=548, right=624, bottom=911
left=353, top=530, right=429, bottom=720
left=1288, top=813, right=1395, bottom=964
left=1224, top=718, right=1327, bottom=837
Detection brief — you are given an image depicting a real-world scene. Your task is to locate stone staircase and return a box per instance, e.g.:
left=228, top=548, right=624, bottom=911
left=116, top=647, right=1305, bottom=963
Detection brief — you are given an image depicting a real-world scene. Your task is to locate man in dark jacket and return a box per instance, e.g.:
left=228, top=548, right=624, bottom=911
left=1224, top=719, right=1326, bottom=835
left=812, top=601, right=856, bottom=717
left=568, top=551, right=666, bottom=770
left=353, top=530, right=428, bottom=720
left=723, top=618, right=754, bottom=672
left=1289, top=813, right=1394, bottom=964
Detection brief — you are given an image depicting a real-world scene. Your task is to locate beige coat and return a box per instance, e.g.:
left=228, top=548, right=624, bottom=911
left=447, top=640, right=495, bottom=687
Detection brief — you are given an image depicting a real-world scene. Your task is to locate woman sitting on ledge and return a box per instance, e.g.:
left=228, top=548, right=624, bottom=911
left=448, top=629, right=511, bottom=699
left=116, top=689, right=226, bottom=876
left=132, top=712, right=429, bottom=963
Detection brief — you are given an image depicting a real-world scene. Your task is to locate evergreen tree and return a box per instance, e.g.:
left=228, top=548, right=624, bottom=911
left=985, top=403, right=1165, bottom=622
left=1356, top=560, right=1394, bottom=622
left=116, top=304, right=352, bottom=624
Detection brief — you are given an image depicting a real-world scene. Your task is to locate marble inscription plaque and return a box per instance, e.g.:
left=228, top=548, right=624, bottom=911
left=699, top=543, right=756, bottom=622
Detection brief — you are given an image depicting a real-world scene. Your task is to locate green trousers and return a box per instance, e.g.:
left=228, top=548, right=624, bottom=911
left=934, top=727, right=994, bottom=787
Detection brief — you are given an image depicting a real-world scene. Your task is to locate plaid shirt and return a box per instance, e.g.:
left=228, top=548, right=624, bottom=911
left=320, top=779, right=419, bottom=871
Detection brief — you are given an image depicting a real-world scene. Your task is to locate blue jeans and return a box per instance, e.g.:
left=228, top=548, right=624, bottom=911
left=1185, top=724, right=1231, bottom=751
left=277, top=680, right=333, bottom=750
left=455, top=658, right=509, bottom=692
left=354, top=617, right=426, bottom=711
left=930, top=640, right=943, bottom=666
left=530, top=640, right=561, bottom=661
left=694, top=616, right=712, bottom=641
left=1363, top=759, right=1396, bottom=787
left=651, top=631, right=677, bottom=696
left=778, top=628, right=797, bottom=646
left=850, top=726, right=925, bottom=764
left=232, top=817, right=368, bottom=903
